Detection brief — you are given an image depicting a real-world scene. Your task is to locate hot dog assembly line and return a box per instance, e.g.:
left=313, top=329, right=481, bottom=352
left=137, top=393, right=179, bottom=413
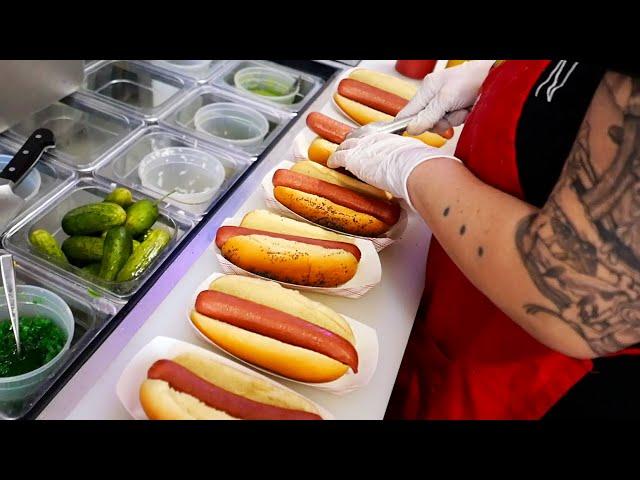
left=0, top=60, right=459, bottom=420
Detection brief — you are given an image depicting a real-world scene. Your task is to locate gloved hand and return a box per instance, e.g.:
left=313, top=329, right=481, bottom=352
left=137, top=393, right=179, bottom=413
left=327, top=132, right=459, bottom=210
left=397, top=60, right=495, bottom=136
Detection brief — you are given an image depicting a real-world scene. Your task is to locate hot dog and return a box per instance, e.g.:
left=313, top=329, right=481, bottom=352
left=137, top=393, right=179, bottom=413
left=215, top=212, right=360, bottom=287
left=196, top=291, right=359, bottom=372
left=338, top=78, right=408, bottom=117
left=306, top=112, right=353, bottom=144
left=273, top=168, right=400, bottom=236
left=139, top=352, right=323, bottom=420
left=189, top=275, right=358, bottom=383
left=216, top=226, right=361, bottom=261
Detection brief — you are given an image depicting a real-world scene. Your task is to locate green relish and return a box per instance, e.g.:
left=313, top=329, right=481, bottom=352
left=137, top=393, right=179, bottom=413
left=0, top=316, right=66, bottom=377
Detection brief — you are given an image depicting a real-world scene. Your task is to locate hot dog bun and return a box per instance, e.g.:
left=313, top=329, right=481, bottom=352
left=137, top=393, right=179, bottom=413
left=348, top=68, right=418, bottom=100
left=308, top=137, right=338, bottom=166
left=216, top=227, right=359, bottom=287
left=274, top=186, right=391, bottom=237
left=139, top=352, right=322, bottom=420
left=240, top=209, right=355, bottom=244
left=190, top=275, right=358, bottom=383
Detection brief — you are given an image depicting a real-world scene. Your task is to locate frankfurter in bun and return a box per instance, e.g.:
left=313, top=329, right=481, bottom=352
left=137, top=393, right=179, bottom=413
left=190, top=275, right=358, bottom=383
left=215, top=210, right=361, bottom=287
left=334, top=93, right=453, bottom=144
left=139, top=351, right=323, bottom=419
left=338, top=78, right=409, bottom=117
left=272, top=161, right=401, bottom=237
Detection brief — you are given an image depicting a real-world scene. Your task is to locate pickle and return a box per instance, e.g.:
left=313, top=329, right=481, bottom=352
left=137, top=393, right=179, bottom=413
left=61, top=236, right=104, bottom=262
left=29, top=229, right=68, bottom=265
left=132, top=239, right=141, bottom=251
left=62, top=202, right=127, bottom=236
left=116, top=229, right=171, bottom=282
left=99, top=227, right=133, bottom=282
left=104, top=187, right=134, bottom=209
left=80, top=263, right=101, bottom=277
left=124, top=200, right=159, bottom=238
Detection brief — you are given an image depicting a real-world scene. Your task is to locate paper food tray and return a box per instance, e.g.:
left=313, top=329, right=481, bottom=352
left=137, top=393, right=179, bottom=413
left=213, top=216, right=381, bottom=298
left=116, top=335, right=335, bottom=420
left=189, top=272, right=379, bottom=395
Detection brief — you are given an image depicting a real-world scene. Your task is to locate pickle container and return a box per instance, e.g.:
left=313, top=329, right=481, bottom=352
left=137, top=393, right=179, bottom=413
left=1, top=178, right=193, bottom=301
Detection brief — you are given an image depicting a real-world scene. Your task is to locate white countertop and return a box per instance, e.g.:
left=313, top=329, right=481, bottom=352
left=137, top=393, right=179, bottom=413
left=39, top=60, right=459, bottom=420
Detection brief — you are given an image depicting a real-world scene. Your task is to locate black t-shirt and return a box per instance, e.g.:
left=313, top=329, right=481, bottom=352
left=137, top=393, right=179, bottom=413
left=512, top=60, right=640, bottom=418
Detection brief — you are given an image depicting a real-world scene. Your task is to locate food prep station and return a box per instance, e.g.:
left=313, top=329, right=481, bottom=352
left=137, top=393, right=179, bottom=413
left=0, top=60, right=458, bottom=420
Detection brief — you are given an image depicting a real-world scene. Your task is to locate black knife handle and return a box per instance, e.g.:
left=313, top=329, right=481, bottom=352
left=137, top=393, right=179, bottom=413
left=0, top=129, right=55, bottom=185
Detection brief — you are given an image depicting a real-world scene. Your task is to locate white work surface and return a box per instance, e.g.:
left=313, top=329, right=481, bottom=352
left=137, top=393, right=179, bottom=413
left=41, top=60, right=460, bottom=420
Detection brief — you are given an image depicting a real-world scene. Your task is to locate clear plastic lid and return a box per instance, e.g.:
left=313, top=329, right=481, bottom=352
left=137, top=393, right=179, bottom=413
left=145, top=60, right=226, bottom=83
left=0, top=249, right=119, bottom=420
left=0, top=139, right=76, bottom=235
left=95, top=125, right=252, bottom=217
left=5, top=95, right=144, bottom=172
left=1, top=177, right=193, bottom=301
left=80, top=61, right=195, bottom=121
left=210, top=60, right=323, bottom=112
left=159, top=85, right=294, bottom=156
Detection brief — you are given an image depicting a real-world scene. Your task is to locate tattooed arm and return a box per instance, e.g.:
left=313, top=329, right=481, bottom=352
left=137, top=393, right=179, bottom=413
left=407, top=72, right=639, bottom=359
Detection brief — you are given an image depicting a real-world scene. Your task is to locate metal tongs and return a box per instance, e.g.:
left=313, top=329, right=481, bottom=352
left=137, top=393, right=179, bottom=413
left=0, top=254, right=20, bottom=354
left=344, top=114, right=418, bottom=141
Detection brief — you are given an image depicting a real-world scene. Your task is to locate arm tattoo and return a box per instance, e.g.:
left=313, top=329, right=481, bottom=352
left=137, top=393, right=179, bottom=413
left=516, top=77, right=640, bottom=355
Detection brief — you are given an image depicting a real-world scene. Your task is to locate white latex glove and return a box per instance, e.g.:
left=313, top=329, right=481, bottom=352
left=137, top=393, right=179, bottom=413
left=328, top=132, right=459, bottom=211
left=397, top=60, right=495, bottom=136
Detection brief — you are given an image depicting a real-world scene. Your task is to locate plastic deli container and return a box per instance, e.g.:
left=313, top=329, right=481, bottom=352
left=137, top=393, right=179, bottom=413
left=210, top=60, right=323, bottom=112
left=0, top=285, right=74, bottom=402
left=159, top=85, right=294, bottom=156
left=0, top=249, right=119, bottom=419
left=80, top=61, right=194, bottom=121
left=95, top=126, right=252, bottom=217
left=1, top=177, right=192, bottom=301
left=234, top=66, right=300, bottom=105
left=148, top=60, right=225, bottom=83
left=138, top=147, right=226, bottom=206
left=5, top=96, right=144, bottom=172
left=194, top=102, right=269, bottom=148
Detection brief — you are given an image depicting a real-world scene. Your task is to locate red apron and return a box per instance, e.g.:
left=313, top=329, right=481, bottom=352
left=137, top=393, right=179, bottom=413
left=387, top=60, right=595, bottom=420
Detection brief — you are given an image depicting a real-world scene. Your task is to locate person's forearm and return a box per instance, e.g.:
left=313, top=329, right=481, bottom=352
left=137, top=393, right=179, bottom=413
left=407, top=158, right=595, bottom=358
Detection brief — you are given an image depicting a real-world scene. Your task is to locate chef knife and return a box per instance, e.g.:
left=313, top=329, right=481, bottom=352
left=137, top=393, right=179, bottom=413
left=0, top=128, right=55, bottom=230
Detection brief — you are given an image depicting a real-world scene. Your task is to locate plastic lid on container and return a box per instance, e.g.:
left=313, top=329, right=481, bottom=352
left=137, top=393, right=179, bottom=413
left=0, top=154, right=41, bottom=203
left=194, top=102, right=269, bottom=148
left=138, top=147, right=225, bottom=205
left=233, top=66, right=299, bottom=104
